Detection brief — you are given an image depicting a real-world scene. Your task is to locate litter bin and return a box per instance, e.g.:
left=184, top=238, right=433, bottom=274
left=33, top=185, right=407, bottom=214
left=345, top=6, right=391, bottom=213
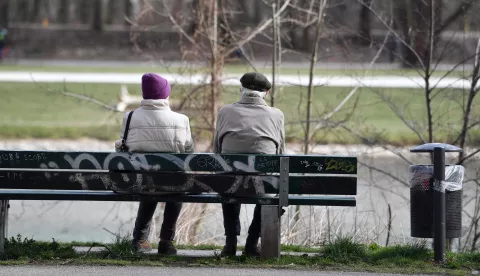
left=410, top=165, right=464, bottom=238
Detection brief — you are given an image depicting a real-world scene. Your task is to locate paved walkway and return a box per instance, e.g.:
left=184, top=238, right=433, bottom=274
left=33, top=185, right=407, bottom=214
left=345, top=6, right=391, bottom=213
left=3, top=58, right=474, bottom=71
left=0, top=266, right=434, bottom=276
left=73, top=246, right=316, bottom=257
left=0, top=71, right=474, bottom=89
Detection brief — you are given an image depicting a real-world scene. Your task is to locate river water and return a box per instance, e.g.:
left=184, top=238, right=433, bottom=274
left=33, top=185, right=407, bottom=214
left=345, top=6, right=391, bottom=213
left=1, top=139, right=478, bottom=250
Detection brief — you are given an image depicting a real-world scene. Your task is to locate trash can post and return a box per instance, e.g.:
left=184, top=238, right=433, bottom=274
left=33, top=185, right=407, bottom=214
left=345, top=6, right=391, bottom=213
left=433, top=147, right=446, bottom=263
left=410, top=143, right=462, bottom=264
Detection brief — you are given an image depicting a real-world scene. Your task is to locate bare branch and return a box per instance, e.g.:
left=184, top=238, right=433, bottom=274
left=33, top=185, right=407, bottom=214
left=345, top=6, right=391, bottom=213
left=355, top=0, right=426, bottom=70
left=224, top=0, right=292, bottom=57
left=358, top=160, right=410, bottom=188
left=308, top=27, right=390, bottom=139
left=31, top=76, right=119, bottom=112
left=374, top=90, right=426, bottom=144
left=435, top=0, right=474, bottom=36
left=154, top=0, right=208, bottom=60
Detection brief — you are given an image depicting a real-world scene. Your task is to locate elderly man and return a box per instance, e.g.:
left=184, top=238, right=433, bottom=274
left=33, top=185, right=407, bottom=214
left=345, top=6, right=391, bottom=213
left=213, top=72, right=285, bottom=257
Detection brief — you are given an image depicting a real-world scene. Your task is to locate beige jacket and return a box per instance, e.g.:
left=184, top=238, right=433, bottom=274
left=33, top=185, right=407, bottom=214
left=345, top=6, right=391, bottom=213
left=115, top=99, right=194, bottom=153
left=213, top=96, right=285, bottom=154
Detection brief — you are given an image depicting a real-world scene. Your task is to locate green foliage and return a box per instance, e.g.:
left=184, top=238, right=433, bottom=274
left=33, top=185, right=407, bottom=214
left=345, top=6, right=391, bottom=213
left=322, top=237, right=367, bottom=263
left=102, top=234, right=136, bottom=258
left=368, top=240, right=431, bottom=262
left=0, top=233, right=478, bottom=275
left=2, top=234, right=76, bottom=260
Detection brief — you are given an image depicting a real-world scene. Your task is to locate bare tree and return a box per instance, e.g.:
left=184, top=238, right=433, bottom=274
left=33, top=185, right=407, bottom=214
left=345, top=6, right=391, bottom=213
left=92, top=0, right=103, bottom=31
left=304, top=0, right=327, bottom=154
left=30, top=0, right=42, bottom=22
left=124, top=0, right=133, bottom=26
left=57, top=0, right=69, bottom=24
left=0, top=0, right=9, bottom=28
left=106, top=0, right=119, bottom=25
left=390, top=0, right=474, bottom=68
left=16, top=0, right=29, bottom=22
left=78, top=1, right=91, bottom=24
left=353, top=0, right=480, bottom=251
left=358, top=0, right=372, bottom=45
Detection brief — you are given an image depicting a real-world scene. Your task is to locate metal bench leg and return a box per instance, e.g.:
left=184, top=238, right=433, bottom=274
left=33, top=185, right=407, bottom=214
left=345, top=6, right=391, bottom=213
left=0, top=200, right=9, bottom=255
left=260, top=205, right=280, bottom=259
left=260, top=157, right=289, bottom=259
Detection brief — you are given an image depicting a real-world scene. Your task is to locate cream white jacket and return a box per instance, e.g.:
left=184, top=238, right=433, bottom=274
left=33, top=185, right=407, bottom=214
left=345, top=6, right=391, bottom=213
left=115, top=99, right=194, bottom=153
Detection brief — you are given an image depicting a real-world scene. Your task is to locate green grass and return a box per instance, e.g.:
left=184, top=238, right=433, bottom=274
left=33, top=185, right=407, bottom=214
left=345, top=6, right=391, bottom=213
left=1, top=234, right=478, bottom=275
left=0, top=63, right=469, bottom=77
left=1, top=81, right=479, bottom=145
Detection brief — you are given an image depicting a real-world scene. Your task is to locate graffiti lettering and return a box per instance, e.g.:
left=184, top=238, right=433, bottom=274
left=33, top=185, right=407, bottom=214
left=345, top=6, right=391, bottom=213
left=300, top=160, right=324, bottom=172
left=23, top=153, right=47, bottom=162
left=10, top=152, right=282, bottom=194
left=324, top=158, right=355, bottom=173
left=0, top=152, right=21, bottom=165
left=6, top=172, right=24, bottom=180
left=256, top=157, right=279, bottom=172
left=196, top=156, right=230, bottom=170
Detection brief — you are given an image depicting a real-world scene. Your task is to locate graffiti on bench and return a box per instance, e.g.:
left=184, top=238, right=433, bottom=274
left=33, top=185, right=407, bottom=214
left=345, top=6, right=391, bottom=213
left=0, top=151, right=357, bottom=195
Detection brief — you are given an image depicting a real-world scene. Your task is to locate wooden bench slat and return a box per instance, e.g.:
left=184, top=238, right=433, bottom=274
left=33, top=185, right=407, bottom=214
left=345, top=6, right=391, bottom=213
left=0, top=151, right=357, bottom=174
left=0, top=171, right=357, bottom=195
left=0, top=190, right=356, bottom=206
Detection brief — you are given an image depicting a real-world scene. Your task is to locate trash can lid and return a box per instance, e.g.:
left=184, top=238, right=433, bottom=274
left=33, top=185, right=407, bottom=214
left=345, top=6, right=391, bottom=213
left=410, top=143, right=462, bottom=153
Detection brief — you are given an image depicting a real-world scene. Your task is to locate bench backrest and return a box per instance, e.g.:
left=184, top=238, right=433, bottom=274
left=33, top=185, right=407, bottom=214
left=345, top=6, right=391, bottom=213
left=0, top=151, right=357, bottom=196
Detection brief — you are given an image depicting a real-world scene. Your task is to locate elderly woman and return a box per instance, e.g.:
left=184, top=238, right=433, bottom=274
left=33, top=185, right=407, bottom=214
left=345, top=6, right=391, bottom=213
left=115, top=73, right=194, bottom=255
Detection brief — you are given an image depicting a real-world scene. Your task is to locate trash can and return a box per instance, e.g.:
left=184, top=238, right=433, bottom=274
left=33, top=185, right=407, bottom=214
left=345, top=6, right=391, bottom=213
left=410, top=165, right=464, bottom=238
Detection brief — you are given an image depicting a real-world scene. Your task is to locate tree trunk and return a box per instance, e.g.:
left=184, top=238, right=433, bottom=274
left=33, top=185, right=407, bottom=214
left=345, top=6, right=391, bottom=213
left=92, top=0, right=103, bottom=31
left=31, top=0, right=41, bottom=22
left=394, top=0, right=420, bottom=68
left=254, top=0, right=264, bottom=24
left=210, top=0, right=222, bottom=142
left=78, top=1, right=90, bottom=24
left=358, top=0, right=372, bottom=45
left=124, top=0, right=132, bottom=26
left=305, top=0, right=327, bottom=153
left=271, top=1, right=277, bottom=107
left=190, top=0, right=203, bottom=37
left=106, top=0, right=117, bottom=25
left=17, top=0, right=29, bottom=22
left=58, top=0, right=69, bottom=24
left=0, top=0, right=9, bottom=28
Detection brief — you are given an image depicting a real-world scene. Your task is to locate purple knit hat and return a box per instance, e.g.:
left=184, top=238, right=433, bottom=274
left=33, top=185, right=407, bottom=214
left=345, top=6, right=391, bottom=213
left=141, top=73, right=171, bottom=100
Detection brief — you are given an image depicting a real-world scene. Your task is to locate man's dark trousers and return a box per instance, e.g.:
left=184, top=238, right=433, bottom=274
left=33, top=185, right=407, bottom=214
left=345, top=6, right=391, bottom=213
left=222, top=203, right=262, bottom=241
left=133, top=201, right=182, bottom=241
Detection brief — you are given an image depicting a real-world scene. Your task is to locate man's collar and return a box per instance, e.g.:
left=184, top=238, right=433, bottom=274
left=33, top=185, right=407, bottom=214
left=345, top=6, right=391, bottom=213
left=236, top=96, right=268, bottom=106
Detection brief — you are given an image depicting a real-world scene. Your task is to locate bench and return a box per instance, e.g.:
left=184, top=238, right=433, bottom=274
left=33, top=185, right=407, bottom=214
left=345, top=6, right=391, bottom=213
left=0, top=150, right=357, bottom=258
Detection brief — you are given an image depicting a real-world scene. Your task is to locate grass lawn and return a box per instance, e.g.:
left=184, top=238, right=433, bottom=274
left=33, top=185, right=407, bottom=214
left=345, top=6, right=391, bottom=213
left=1, top=234, right=478, bottom=275
left=1, top=81, right=478, bottom=145
left=0, top=63, right=470, bottom=77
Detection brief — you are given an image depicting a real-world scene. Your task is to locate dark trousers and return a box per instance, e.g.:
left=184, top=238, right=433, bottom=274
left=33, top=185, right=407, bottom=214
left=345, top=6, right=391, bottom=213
left=133, top=201, right=182, bottom=241
left=222, top=203, right=261, bottom=240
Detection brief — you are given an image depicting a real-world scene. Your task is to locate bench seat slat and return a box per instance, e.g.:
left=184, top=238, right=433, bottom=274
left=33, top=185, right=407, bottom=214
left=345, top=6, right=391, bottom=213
left=0, top=171, right=357, bottom=195
left=0, top=190, right=356, bottom=206
left=0, top=151, right=357, bottom=174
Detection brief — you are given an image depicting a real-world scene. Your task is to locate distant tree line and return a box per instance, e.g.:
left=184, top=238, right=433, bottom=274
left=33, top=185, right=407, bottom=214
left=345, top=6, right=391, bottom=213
left=0, top=0, right=477, bottom=67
